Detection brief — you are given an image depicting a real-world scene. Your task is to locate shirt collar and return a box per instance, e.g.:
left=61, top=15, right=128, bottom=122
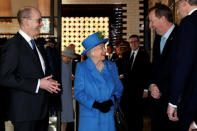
left=18, top=29, right=32, bottom=43
left=162, top=24, right=175, bottom=40
left=131, top=48, right=139, bottom=55
left=188, top=8, right=197, bottom=15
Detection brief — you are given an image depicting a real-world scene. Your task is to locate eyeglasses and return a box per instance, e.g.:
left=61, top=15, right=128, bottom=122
left=23, top=17, right=42, bottom=23
left=29, top=18, right=42, bottom=23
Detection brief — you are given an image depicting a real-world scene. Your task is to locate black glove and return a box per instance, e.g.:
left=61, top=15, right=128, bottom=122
left=93, top=100, right=113, bottom=113
left=102, top=100, right=113, bottom=108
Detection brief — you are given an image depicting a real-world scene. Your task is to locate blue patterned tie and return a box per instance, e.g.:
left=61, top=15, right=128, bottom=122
left=30, top=39, right=37, bottom=52
left=30, top=39, right=40, bottom=59
left=160, top=37, right=166, bottom=53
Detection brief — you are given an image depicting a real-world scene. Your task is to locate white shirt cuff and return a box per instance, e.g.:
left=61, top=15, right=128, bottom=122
left=35, top=79, right=40, bottom=93
left=168, top=103, right=177, bottom=108
left=194, top=122, right=197, bottom=129
left=144, top=89, right=148, bottom=92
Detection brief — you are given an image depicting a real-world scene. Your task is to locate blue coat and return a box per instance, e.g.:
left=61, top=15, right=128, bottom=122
left=74, top=58, right=123, bottom=131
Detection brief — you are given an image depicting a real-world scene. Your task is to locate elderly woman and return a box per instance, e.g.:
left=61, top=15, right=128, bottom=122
left=74, top=32, right=123, bottom=131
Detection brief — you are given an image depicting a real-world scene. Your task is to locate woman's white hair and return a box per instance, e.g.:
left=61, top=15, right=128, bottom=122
left=86, top=47, right=95, bottom=58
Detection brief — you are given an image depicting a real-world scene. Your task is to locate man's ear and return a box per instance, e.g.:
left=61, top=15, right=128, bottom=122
left=161, top=16, right=167, bottom=23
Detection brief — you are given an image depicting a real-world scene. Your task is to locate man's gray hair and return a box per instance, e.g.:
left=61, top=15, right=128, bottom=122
left=17, top=7, right=33, bottom=25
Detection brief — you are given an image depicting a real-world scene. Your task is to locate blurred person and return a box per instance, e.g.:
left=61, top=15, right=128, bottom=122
left=44, top=39, right=61, bottom=82
left=44, top=39, right=61, bottom=116
left=166, top=0, right=197, bottom=131
left=61, top=47, right=77, bottom=131
left=148, top=3, right=179, bottom=131
left=0, top=7, right=60, bottom=131
left=115, top=46, right=122, bottom=58
left=68, top=44, right=81, bottom=76
left=114, top=46, right=124, bottom=78
left=74, top=32, right=123, bottom=131
left=106, top=43, right=118, bottom=62
left=121, top=34, right=151, bottom=131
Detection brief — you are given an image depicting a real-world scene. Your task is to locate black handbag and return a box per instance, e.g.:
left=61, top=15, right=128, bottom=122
left=114, top=95, right=128, bottom=131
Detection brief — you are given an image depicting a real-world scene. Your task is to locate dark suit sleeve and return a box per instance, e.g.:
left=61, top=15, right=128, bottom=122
left=142, top=50, right=152, bottom=89
left=169, top=17, right=197, bottom=105
left=0, top=39, right=38, bottom=94
left=195, top=112, right=197, bottom=124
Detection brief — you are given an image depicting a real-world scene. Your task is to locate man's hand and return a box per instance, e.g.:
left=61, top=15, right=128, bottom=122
left=40, top=75, right=61, bottom=94
left=167, top=104, right=179, bottom=121
left=149, top=84, right=161, bottom=99
left=142, top=91, right=148, bottom=98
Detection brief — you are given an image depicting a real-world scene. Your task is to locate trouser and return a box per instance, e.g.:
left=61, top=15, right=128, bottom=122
left=150, top=98, right=178, bottom=131
left=12, top=117, right=49, bottom=131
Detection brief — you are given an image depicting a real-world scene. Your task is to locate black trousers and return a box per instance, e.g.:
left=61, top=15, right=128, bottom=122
left=12, top=117, right=49, bottom=131
left=0, top=120, right=5, bottom=131
left=150, top=98, right=178, bottom=131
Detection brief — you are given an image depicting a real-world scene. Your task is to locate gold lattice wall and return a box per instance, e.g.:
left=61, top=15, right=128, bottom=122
left=62, top=17, right=109, bottom=54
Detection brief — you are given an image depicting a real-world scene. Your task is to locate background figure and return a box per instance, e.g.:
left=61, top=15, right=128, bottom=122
left=44, top=38, right=61, bottom=116
left=68, top=44, right=81, bottom=78
left=121, top=34, right=151, bottom=131
left=148, top=3, right=178, bottom=131
left=74, top=32, right=123, bottom=131
left=44, top=38, right=61, bottom=82
left=114, top=45, right=124, bottom=79
left=61, top=47, right=77, bottom=131
left=167, top=1, right=197, bottom=131
left=0, top=7, right=60, bottom=131
left=105, top=43, right=118, bottom=62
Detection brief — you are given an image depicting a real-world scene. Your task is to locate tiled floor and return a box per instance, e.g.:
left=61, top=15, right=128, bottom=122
left=5, top=116, right=59, bottom=131
left=5, top=117, right=151, bottom=131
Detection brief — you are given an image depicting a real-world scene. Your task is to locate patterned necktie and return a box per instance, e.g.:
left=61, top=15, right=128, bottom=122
left=30, top=39, right=37, bottom=51
left=160, top=37, right=166, bottom=53
left=30, top=39, right=40, bottom=59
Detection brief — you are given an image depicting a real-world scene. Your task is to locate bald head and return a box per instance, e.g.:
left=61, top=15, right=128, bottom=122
left=17, top=7, right=40, bottom=25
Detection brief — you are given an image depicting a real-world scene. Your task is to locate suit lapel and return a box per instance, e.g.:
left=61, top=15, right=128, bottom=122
left=161, top=26, right=178, bottom=57
left=15, top=33, right=45, bottom=75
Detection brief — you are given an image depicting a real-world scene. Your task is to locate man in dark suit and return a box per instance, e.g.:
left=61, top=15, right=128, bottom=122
left=0, top=7, right=60, bottom=131
left=167, top=1, right=197, bottom=131
left=121, top=34, right=151, bottom=131
left=148, top=3, right=178, bottom=131
left=106, top=43, right=118, bottom=62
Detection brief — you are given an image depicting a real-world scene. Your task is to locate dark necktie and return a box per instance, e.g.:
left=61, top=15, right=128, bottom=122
left=30, top=39, right=44, bottom=73
left=30, top=39, right=37, bottom=52
left=129, top=52, right=135, bottom=66
left=30, top=39, right=40, bottom=60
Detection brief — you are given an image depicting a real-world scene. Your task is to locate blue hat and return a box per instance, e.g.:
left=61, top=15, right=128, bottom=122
left=81, top=32, right=109, bottom=55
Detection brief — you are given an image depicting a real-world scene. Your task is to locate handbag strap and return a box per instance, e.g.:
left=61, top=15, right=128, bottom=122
left=113, top=95, right=124, bottom=116
left=114, top=95, right=117, bottom=114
